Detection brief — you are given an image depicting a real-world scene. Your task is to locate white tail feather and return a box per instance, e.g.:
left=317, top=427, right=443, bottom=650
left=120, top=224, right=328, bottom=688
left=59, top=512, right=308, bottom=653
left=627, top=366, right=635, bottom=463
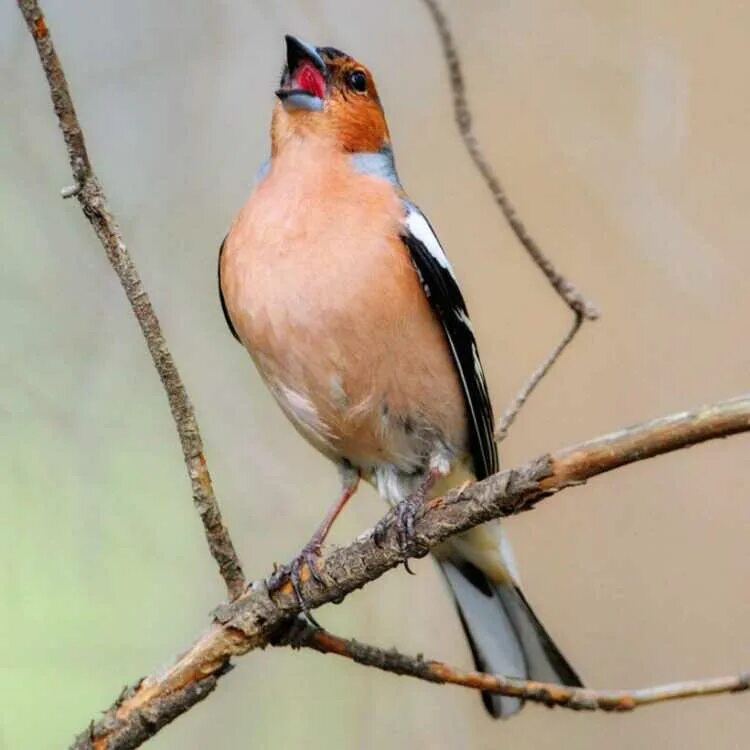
left=438, top=557, right=582, bottom=718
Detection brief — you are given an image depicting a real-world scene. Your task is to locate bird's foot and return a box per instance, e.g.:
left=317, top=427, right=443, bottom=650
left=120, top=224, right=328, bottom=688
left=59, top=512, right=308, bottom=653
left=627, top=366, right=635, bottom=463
left=372, top=517, right=388, bottom=547
left=394, top=494, right=422, bottom=552
left=372, top=491, right=424, bottom=557
left=267, top=540, right=325, bottom=626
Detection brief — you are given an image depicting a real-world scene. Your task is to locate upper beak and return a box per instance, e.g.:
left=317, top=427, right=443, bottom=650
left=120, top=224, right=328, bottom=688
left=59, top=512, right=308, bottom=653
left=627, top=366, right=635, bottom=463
left=284, top=35, right=327, bottom=78
left=276, top=35, right=327, bottom=111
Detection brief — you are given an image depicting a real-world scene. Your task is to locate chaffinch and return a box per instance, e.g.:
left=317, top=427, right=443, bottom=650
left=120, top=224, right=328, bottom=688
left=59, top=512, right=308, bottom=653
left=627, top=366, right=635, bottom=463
left=219, top=35, right=581, bottom=717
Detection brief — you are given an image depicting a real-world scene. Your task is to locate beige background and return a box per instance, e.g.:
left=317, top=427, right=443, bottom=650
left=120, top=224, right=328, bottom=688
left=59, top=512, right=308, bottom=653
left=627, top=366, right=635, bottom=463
left=2, top=1, right=749, bottom=748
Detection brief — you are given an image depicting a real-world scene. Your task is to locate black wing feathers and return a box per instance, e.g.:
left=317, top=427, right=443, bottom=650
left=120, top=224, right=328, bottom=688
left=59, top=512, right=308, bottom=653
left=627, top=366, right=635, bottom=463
left=401, top=223, right=498, bottom=480
left=218, top=236, right=240, bottom=342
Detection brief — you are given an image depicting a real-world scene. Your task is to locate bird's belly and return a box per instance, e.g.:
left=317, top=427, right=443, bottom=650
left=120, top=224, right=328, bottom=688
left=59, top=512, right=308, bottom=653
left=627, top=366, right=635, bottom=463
left=247, top=276, right=459, bottom=471
left=227, top=243, right=466, bottom=472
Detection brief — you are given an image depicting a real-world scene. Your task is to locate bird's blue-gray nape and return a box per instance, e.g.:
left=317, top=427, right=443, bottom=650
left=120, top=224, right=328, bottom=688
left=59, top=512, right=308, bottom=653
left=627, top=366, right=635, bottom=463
left=350, top=145, right=401, bottom=187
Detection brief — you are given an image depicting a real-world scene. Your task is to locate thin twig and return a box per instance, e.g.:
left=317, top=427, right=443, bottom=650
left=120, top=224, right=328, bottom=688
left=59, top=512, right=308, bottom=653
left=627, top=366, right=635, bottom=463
left=70, top=395, right=750, bottom=748
left=281, top=620, right=750, bottom=712
left=419, top=0, right=599, bottom=441
left=17, top=0, right=245, bottom=600
left=495, top=313, right=582, bottom=441
left=419, top=0, right=599, bottom=320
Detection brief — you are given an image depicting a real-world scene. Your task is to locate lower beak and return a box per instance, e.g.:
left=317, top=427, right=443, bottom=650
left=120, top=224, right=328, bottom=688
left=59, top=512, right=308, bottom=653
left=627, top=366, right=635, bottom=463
left=275, top=89, right=324, bottom=112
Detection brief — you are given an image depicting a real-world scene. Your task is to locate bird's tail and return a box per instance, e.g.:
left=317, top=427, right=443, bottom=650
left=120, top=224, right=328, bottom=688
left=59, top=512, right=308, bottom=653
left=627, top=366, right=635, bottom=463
left=437, top=532, right=582, bottom=718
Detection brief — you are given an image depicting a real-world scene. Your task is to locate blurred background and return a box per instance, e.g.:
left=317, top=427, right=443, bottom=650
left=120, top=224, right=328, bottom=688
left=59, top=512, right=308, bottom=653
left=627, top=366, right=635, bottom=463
left=2, top=1, right=749, bottom=748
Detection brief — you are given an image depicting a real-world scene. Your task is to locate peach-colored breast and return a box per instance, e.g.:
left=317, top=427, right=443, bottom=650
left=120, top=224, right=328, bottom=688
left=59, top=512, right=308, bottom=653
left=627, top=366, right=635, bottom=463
left=221, top=136, right=467, bottom=472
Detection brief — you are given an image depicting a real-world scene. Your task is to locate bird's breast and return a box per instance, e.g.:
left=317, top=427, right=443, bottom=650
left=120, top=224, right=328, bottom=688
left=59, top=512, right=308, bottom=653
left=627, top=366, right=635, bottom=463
left=221, top=139, right=466, bottom=469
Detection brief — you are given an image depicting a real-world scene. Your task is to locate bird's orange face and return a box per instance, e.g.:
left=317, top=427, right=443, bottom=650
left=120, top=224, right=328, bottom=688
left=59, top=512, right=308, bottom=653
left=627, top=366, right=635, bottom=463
left=271, top=36, right=390, bottom=155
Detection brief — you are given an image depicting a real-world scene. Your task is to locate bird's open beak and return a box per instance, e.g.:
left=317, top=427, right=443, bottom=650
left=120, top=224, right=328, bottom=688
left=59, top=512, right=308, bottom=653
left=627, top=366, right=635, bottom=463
left=276, top=35, right=328, bottom=112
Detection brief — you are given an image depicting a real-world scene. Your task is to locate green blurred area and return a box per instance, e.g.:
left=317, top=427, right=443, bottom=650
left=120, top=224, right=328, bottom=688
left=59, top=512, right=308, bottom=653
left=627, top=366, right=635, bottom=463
left=2, top=2, right=750, bottom=748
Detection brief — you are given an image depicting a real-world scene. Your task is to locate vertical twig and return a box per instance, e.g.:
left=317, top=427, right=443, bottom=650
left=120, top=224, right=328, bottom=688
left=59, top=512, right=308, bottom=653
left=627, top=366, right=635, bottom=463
left=17, top=0, right=245, bottom=600
left=419, top=0, right=599, bottom=441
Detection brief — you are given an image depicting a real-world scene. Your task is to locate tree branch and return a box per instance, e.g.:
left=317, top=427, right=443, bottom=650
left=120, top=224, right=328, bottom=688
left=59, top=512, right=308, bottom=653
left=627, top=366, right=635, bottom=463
left=419, top=0, right=599, bottom=320
left=495, top=314, right=582, bottom=441
left=282, top=620, right=750, bottom=712
left=71, top=395, right=750, bottom=748
left=16, top=0, right=245, bottom=601
left=419, top=0, right=598, bottom=441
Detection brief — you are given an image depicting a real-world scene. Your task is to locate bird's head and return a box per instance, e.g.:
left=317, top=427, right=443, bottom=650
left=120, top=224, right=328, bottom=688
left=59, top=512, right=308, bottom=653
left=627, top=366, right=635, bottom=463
left=271, top=36, right=390, bottom=155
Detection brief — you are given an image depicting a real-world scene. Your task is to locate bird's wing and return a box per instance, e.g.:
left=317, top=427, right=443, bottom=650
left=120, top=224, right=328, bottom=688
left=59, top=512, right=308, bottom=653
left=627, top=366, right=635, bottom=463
left=218, top=236, right=240, bottom=342
left=400, top=201, right=498, bottom=479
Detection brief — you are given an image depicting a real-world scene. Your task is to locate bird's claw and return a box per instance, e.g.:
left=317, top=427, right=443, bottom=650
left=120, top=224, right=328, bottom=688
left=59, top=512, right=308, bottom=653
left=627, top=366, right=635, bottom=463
left=267, top=541, right=325, bottom=626
left=395, top=496, right=420, bottom=552
left=372, top=517, right=388, bottom=547
left=372, top=494, right=422, bottom=555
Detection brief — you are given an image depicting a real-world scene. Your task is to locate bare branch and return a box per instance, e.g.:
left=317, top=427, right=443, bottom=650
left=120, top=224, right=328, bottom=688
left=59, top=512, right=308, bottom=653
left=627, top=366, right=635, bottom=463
left=282, top=620, right=749, bottom=712
left=419, top=0, right=599, bottom=320
left=495, top=314, right=582, bottom=441
left=72, top=395, right=750, bottom=748
left=70, top=677, right=219, bottom=750
left=418, top=0, right=599, bottom=440
left=16, top=0, right=245, bottom=600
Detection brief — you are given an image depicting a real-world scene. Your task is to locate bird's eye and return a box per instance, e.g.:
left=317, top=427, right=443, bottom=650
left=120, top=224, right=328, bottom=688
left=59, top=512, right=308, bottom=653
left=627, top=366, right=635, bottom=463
left=347, top=70, right=368, bottom=93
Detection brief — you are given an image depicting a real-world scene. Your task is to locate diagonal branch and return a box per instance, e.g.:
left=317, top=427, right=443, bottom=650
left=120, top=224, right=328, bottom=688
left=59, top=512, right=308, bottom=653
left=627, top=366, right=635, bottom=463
left=69, top=395, right=750, bottom=748
left=17, top=0, right=245, bottom=600
left=419, top=0, right=599, bottom=441
left=282, top=620, right=750, bottom=712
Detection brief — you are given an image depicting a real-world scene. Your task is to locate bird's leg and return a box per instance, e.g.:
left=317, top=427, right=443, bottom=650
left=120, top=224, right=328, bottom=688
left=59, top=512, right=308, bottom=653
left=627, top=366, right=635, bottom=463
left=267, top=468, right=360, bottom=616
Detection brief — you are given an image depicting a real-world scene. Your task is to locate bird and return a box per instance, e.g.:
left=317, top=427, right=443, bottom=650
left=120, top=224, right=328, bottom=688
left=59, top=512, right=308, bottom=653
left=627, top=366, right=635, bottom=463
left=219, top=35, right=582, bottom=717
